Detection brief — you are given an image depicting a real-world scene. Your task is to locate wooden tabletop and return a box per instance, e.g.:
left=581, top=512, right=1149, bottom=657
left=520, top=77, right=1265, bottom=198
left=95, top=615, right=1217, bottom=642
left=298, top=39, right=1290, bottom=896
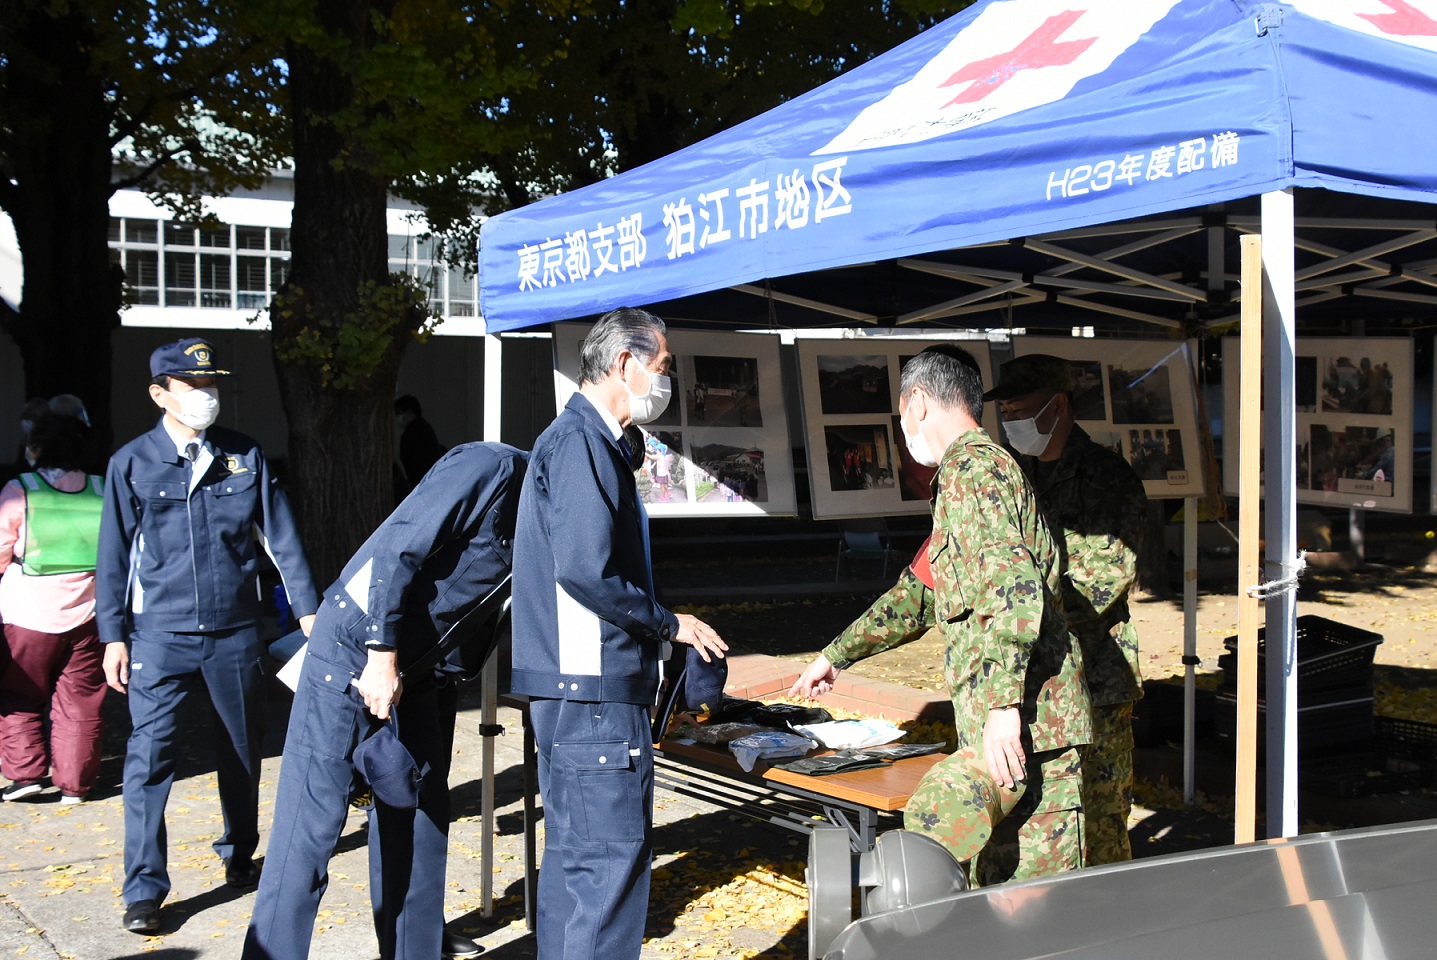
left=656, top=739, right=945, bottom=812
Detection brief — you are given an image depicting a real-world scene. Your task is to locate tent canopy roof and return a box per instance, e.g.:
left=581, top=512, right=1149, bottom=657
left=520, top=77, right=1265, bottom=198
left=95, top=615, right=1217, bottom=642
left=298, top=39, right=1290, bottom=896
left=479, top=0, right=1437, bottom=334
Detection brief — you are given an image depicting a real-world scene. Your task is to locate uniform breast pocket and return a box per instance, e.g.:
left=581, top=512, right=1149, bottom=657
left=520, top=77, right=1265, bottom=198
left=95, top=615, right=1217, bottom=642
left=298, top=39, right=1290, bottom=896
left=930, top=535, right=972, bottom=625
left=133, top=479, right=188, bottom=561
left=135, top=478, right=188, bottom=504
left=210, top=471, right=258, bottom=500
left=551, top=740, right=647, bottom=842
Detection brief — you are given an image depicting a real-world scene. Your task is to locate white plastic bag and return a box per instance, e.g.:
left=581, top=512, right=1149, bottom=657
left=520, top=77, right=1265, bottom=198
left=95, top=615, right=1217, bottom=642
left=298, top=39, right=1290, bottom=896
left=728, top=731, right=817, bottom=772
left=791, top=719, right=904, bottom=750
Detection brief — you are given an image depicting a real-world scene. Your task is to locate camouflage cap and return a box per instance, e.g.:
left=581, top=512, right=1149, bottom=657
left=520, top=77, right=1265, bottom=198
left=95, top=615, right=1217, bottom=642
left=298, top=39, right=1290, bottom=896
left=982, top=354, right=1072, bottom=401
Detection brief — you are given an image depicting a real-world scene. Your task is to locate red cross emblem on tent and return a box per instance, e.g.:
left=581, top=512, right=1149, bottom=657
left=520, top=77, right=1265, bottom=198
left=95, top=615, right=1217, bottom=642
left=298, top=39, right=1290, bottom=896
left=941, top=10, right=1097, bottom=106
left=816, top=0, right=1181, bottom=155
left=1292, top=0, right=1437, bottom=51
left=1359, top=0, right=1437, bottom=36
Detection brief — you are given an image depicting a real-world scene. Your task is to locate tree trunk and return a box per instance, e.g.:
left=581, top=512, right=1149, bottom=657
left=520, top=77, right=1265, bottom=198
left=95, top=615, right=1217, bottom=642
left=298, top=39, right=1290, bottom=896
left=271, top=357, right=399, bottom=586
left=0, top=8, right=123, bottom=460
left=273, top=0, right=416, bottom=585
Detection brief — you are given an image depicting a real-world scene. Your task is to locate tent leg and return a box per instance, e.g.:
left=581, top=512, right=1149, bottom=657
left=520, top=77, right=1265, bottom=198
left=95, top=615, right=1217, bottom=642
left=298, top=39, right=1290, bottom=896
left=1261, top=189, right=1299, bottom=840
left=1235, top=234, right=1264, bottom=845
left=480, top=332, right=505, bottom=917
left=1183, top=497, right=1198, bottom=806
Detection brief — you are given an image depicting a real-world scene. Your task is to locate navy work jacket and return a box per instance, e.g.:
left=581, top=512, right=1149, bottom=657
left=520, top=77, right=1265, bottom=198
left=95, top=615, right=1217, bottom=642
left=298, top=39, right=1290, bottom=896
left=320, top=442, right=526, bottom=662
left=95, top=419, right=318, bottom=642
left=509, top=394, right=678, bottom=706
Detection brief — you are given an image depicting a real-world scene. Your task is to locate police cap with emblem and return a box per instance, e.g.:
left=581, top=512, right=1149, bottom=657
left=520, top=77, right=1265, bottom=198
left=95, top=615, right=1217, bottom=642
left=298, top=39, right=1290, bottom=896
left=149, top=337, right=233, bottom=379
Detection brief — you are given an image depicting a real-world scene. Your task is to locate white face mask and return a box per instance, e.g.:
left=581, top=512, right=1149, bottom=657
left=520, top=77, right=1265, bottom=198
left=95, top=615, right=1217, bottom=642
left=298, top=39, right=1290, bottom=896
left=625, top=361, right=672, bottom=426
left=170, top=385, right=221, bottom=431
left=901, top=406, right=939, bottom=468
left=1003, top=394, right=1057, bottom=457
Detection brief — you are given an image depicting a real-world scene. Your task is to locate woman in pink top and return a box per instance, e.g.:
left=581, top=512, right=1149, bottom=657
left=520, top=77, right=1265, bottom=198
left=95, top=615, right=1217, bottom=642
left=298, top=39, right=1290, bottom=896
left=0, top=414, right=107, bottom=803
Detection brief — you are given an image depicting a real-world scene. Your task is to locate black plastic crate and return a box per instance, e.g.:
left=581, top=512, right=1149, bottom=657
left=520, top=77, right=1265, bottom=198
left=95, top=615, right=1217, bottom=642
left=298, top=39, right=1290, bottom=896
left=1375, top=715, right=1437, bottom=762
left=1219, top=615, right=1383, bottom=695
left=1214, top=689, right=1374, bottom=753
left=1132, top=681, right=1215, bottom=747
left=1303, top=754, right=1425, bottom=798
left=1372, top=716, right=1437, bottom=789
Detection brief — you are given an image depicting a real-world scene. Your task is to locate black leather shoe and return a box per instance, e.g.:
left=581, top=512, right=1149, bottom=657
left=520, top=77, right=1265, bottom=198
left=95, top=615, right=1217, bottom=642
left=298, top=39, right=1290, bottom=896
left=223, top=855, right=260, bottom=888
left=442, top=929, right=484, bottom=958
left=122, top=899, right=161, bottom=933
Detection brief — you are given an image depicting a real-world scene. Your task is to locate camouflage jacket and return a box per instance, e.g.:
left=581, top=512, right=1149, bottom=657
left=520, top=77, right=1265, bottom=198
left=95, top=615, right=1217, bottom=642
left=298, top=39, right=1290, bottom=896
left=1013, top=425, right=1148, bottom=706
left=826, top=428, right=1091, bottom=754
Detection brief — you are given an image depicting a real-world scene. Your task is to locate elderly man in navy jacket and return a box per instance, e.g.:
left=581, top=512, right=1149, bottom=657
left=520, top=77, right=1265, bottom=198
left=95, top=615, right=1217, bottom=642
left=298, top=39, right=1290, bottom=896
left=244, top=441, right=526, bottom=960
left=97, top=338, right=319, bottom=934
left=511, top=307, right=727, bottom=960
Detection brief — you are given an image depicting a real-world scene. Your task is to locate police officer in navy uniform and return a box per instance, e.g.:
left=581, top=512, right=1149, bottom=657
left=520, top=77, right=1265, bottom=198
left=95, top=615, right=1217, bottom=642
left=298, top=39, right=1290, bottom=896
left=97, top=338, right=319, bottom=934
left=510, top=307, right=726, bottom=960
left=242, top=440, right=525, bottom=960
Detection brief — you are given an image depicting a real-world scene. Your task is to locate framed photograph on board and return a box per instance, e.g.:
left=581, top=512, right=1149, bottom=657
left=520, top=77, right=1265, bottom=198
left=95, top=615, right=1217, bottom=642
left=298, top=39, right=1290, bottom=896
left=551, top=323, right=795, bottom=517
left=795, top=337, right=998, bottom=519
left=1011, top=338, right=1206, bottom=500
left=1222, top=336, right=1413, bottom=513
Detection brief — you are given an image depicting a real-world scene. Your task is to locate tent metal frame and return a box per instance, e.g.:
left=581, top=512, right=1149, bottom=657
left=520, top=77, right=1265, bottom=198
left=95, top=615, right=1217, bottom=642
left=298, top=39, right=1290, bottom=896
left=476, top=196, right=1435, bottom=864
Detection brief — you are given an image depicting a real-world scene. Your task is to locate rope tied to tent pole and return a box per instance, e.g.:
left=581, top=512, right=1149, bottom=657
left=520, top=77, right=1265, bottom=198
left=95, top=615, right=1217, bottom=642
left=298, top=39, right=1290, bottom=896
left=1246, top=551, right=1308, bottom=600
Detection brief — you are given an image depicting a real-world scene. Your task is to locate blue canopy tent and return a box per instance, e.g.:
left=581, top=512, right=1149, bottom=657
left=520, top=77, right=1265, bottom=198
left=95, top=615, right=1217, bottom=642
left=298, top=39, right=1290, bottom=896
left=477, top=0, right=1437, bottom=839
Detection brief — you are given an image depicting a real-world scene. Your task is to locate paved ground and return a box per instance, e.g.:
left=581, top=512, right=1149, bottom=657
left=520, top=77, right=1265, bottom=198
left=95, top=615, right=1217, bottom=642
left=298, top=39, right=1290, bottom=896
left=0, top=665, right=842, bottom=960
left=6, top=521, right=1435, bottom=958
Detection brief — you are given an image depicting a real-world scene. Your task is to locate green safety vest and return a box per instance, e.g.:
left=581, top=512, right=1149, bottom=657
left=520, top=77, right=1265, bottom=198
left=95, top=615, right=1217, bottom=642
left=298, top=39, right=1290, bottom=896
left=17, top=472, right=104, bottom=576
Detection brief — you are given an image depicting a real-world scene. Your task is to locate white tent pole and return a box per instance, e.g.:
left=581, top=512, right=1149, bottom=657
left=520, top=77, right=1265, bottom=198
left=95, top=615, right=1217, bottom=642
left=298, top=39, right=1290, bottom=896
left=479, top=332, right=503, bottom=917
left=1261, top=189, right=1300, bottom=840
left=1235, top=234, right=1264, bottom=845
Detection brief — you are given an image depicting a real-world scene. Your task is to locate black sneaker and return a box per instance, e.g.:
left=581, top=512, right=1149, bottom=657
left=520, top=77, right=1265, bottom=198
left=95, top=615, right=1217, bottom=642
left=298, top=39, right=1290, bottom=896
left=123, top=899, right=161, bottom=933
left=442, top=929, right=484, bottom=958
left=224, top=855, right=260, bottom=888
left=2, top=782, right=42, bottom=802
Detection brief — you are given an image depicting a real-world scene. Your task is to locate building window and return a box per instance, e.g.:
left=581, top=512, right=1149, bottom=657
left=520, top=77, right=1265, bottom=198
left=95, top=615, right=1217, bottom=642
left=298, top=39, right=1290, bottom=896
left=199, top=253, right=231, bottom=308
left=448, top=266, right=476, bottom=317
left=164, top=252, right=197, bottom=306
left=237, top=255, right=268, bottom=309
left=123, top=249, right=160, bottom=305
left=165, top=223, right=196, bottom=246
left=236, top=226, right=267, bottom=250
left=110, top=216, right=291, bottom=310
left=127, top=220, right=157, bottom=245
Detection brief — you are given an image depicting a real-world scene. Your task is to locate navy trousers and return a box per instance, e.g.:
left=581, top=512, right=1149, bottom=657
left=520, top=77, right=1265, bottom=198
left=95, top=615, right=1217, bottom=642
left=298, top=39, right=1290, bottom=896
left=122, top=626, right=263, bottom=905
left=243, top=603, right=457, bottom=960
left=529, top=697, right=653, bottom=960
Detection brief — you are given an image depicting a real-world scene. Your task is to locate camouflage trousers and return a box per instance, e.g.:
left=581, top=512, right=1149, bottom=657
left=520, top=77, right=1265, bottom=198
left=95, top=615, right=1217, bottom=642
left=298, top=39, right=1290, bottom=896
left=1081, top=700, right=1135, bottom=866
left=905, top=744, right=1085, bottom=887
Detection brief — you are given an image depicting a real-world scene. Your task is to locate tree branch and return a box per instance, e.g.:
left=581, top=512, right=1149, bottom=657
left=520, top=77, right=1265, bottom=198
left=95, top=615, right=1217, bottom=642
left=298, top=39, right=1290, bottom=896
left=109, top=97, right=159, bottom=149
left=110, top=148, right=183, bottom=193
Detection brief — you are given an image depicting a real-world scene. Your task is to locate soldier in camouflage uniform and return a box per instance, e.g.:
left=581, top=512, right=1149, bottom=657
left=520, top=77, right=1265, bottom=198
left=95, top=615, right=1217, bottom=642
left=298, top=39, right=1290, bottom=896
left=986, top=354, right=1148, bottom=866
left=792, top=346, right=1091, bottom=886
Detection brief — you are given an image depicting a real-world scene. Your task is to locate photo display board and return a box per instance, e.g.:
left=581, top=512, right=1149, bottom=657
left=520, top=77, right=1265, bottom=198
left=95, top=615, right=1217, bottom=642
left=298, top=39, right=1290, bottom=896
left=1013, top=337, right=1207, bottom=500
left=1222, top=336, right=1413, bottom=513
left=552, top=323, right=796, bottom=517
left=795, top=338, right=998, bottom=520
